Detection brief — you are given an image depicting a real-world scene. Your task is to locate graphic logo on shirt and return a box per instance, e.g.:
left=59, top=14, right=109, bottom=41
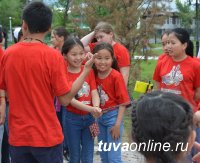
left=98, top=85, right=109, bottom=106
left=76, top=82, right=90, bottom=98
left=162, top=65, right=183, bottom=86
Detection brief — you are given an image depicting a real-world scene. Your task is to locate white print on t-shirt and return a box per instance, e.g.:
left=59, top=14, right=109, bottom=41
left=98, top=85, right=109, bottom=106
left=161, top=88, right=181, bottom=95
left=76, top=82, right=90, bottom=98
left=162, top=65, right=183, bottom=86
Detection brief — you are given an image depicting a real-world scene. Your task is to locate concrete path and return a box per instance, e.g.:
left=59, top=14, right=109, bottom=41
left=64, top=146, right=146, bottom=163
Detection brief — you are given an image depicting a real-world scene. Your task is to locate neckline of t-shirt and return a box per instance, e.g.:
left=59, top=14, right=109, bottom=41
left=97, top=68, right=113, bottom=80
left=67, top=66, right=83, bottom=75
left=19, top=42, right=45, bottom=46
left=171, top=55, right=189, bottom=63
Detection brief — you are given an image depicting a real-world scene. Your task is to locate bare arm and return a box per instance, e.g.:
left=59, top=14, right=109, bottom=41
left=194, top=87, right=200, bottom=101
left=0, top=89, right=6, bottom=124
left=120, top=66, right=130, bottom=86
left=80, top=31, right=95, bottom=52
left=91, top=89, right=100, bottom=107
left=70, top=98, right=101, bottom=118
left=58, top=53, right=95, bottom=106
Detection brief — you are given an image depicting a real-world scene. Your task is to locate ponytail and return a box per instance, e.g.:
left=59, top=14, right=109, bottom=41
left=186, top=40, right=193, bottom=57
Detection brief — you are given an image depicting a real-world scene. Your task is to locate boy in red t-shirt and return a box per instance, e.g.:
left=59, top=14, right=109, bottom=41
left=0, top=2, right=96, bottom=163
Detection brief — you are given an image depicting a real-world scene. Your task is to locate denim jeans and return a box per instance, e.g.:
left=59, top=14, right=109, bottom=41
left=97, top=109, right=123, bottom=163
left=63, top=109, right=95, bottom=163
left=61, top=106, right=69, bottom=153
left=0, top=125, right=4, bottom=162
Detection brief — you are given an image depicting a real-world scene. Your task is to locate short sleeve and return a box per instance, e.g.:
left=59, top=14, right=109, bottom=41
left=113, top=43, right=130, bottom=68
left=51, top=54, right=70, bottom=96
left=153, top=61, right=162, bottom=82
left=114, top=73, right=130, bottom=104
left=193, top=61, right=200, bottom=88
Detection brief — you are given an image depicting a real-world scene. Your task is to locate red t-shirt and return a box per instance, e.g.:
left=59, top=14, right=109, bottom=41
left=95, top=69, right=130, bottom=109
left=89, top=42, right=130, bottom=68
left=0, top=42, right=70, bottom=147
left=66, top=68, right=96, bottom=115
left=153, top=55, right=200, bottom=112
left=157, top=53, right=168, bottom=63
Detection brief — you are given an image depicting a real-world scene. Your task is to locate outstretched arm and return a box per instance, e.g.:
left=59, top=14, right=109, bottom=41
left=80, top=31, right=95, bottom=52
left=70, top=98, right=101, bottom=118
left=58, top=53, right=96, bottom=106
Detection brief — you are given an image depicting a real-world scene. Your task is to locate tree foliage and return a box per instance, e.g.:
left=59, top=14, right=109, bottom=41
left=52, top=0, right=72, bottom=27
left=175, top=0, right=194, bottom=30
left=71, top=0, right=167, bottom=55
left=0, top=0, right=24, bottom=29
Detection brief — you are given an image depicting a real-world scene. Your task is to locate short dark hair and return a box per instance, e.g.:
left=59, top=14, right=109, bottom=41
left=22, top=1, right=52, bottom=34
left=132, top=91, right=193, bottom=163
left=53, top=27, right=69, bottom=41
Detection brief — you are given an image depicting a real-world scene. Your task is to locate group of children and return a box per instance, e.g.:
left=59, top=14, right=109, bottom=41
left=0, top=1, right=131, bottom=163
left=2, top=1, right=200, bottom=163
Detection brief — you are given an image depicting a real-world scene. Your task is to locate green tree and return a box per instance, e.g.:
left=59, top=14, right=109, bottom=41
left=53, top=0, right=72, bottom=27
left=71, top=0, right=166, bottom=54
left=0, top=0, right=24, bottom=29
left=175, top=0, right=194, bottom=30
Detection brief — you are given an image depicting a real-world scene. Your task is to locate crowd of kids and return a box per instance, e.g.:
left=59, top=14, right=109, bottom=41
left=1, top=1, right=200, bottom=163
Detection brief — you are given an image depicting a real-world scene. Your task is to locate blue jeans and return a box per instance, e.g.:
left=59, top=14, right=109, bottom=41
left=61, top=106, right=69, bottom=153
left=0, top=125, right=4, bottom=162
left=97, top=109, right=123, bottom=163
left=63, top=109, right=94, bottom=163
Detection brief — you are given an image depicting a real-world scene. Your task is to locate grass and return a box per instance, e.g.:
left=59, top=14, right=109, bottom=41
left=123, top=58, right=158, bottom=142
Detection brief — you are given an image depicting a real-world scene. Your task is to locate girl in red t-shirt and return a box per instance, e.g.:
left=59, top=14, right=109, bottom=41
left=92, top=42, right=130, bottom=163
left=81, top=21, right=130, bottom=86
left=153, top=28, right=200, bottom=162
left=61, top=37, right=101, bottom=163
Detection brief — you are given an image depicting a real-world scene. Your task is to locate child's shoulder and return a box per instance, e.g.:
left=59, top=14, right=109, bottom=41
left=113, top=42, right=128, bottom=51
left=110, top=69, right=123, bottom=78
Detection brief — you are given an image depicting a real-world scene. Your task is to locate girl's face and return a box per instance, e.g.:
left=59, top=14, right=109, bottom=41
left=95, top=31, right=113, bottom=44
left=94, top=49, right=113, bottom=73
left=64, top=45, right=85, bottom=68
left=167, top=33, right=187, bottom=58
left=50, top=31, right=63, bottom=49
left=161, top=34, right=169, bottom=54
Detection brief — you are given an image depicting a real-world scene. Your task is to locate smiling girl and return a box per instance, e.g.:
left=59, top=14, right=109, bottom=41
left=93, top=42, right=130, bottom=163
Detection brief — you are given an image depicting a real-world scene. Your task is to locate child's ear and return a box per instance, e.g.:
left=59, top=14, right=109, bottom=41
left=22, top=20, right=28, bottom=31
left=60, top=36, right=64, bottom=42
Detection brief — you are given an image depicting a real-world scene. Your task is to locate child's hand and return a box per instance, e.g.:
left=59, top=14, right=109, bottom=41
left=84, top=52, right=97, bottom=69
left=194, top=110, right=200, bottom=127
left=110, top=124, right=120, bottom=140
left=91, top=107, right=102, bottom=118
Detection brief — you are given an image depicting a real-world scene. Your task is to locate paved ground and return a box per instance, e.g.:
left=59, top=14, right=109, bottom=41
left=93, top=146, right=146, bottom=163
left=64, top=146, right=146, bottom=163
